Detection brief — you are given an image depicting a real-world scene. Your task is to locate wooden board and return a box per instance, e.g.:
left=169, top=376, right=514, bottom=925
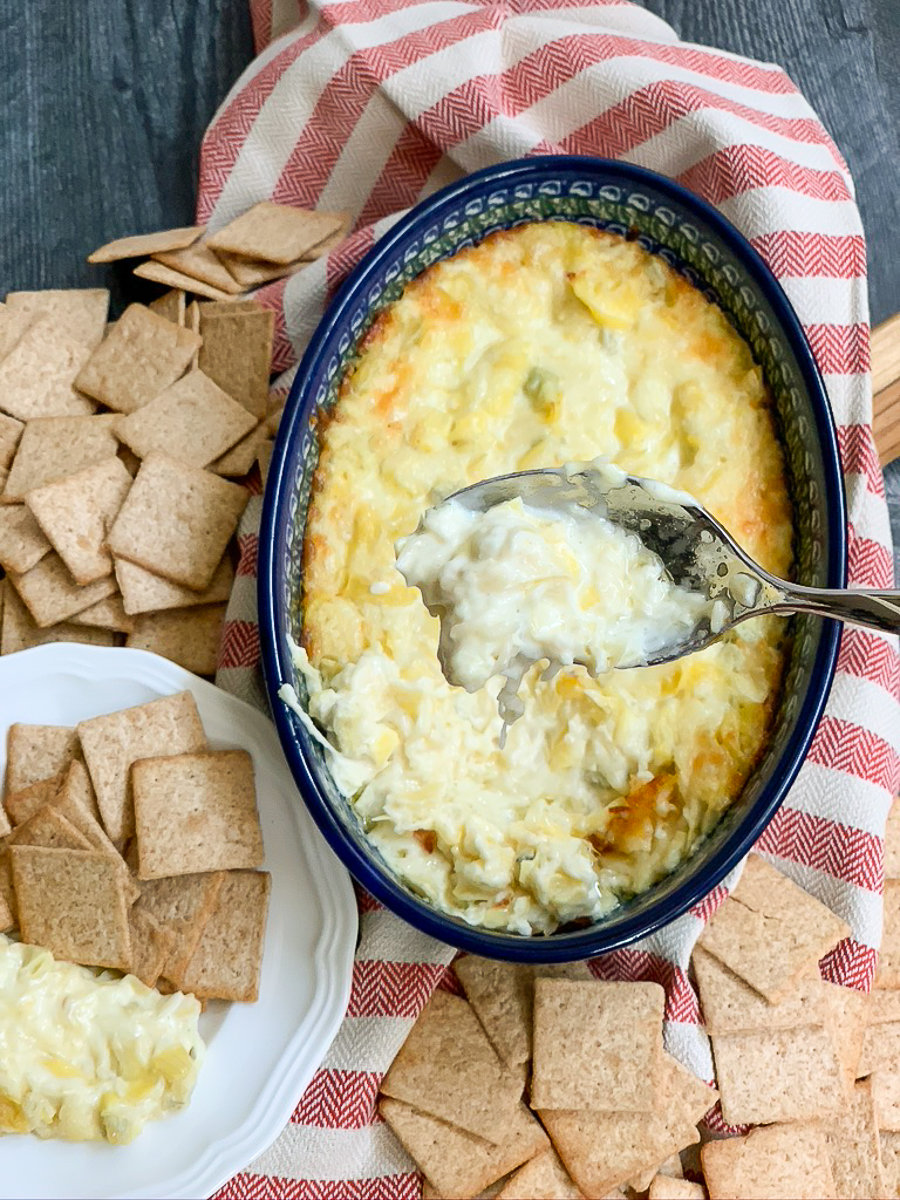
left=873, top=315, right=900, bottom=466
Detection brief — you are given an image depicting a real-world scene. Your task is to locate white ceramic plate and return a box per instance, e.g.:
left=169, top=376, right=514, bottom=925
left=0, top=644, right=358, bottom=1200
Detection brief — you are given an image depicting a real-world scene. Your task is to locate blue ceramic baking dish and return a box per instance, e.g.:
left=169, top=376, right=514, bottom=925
left=259, top=156, right=846, bottom=961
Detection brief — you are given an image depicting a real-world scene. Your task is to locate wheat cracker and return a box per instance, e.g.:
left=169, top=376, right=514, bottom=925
left=88, top=227, right=205, bottom=263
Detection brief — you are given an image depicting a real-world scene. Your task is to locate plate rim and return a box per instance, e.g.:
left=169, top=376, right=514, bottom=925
left=0, top=643, right=358, bottom=1200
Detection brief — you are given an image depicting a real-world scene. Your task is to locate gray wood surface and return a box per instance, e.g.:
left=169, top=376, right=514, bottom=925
left=1, top=0, right=898, bottom=574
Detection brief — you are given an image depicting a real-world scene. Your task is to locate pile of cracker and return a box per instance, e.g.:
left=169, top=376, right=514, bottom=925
left=379, top=960, right=718, bottom=1200
left=380, top=851, right=900, bottom=1200
left=0, top=202, right=348, bottom=671
left=0, top=690, right=269, bottom=1004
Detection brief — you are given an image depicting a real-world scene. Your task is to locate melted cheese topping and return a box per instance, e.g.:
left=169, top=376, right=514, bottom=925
left=0, top=936, right=204, bottom=1143
left=395, top=489, right=713, bottom=724
left=299, top=222, right=792, bottom=935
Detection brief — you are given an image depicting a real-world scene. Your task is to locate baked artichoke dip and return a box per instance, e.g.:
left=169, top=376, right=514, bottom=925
left=292, top=221, right=793, bottom=936
left=0, top=935, right=203, bottom=1143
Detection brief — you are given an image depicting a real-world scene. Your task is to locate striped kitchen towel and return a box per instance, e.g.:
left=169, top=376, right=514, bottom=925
left=206, top=1, right=900, bottom=1194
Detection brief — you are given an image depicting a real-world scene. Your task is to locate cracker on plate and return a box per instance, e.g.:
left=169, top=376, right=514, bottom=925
left=381, top=990, right=524, bottom=1143
left=197, top=307, right=275, bottom=419
left=697, top=853, right=850, bottom=1002
left=127, top=907, right=177, bottom=989
left=531, top=979, right=664, bottom=1112
left=77, top=689, right=207, bottom=844
left=126, top=604, right=226, bottom=676
left=133, top=749, right=263, bottom=878
left=88, top=227, right=205, bottom=263
left=207, top=202, right=345, bottom=264
left=115, top=370, right=256, bottom=468
left=711, top=1024, right=848, bottom=1125
left=26, top=456, right=133, bottom=585
left=107, top=453, right=248, bottom=592
left=115, top=554, right=234, bottom=615
left=2, top=414, right=118, bottom=503
left=0, top=317, right=95, bottom=420
left=380, top=1096, right=549, bottom=1200
left=5, top=289, right=109, bottom=349
left=700, top=1121, right=835, bottom=1200
left=170, top=869, right=270, bottom=1001
left=150, top=241, right=244, bottom=294
left=4, top=773, right=64, bottom=826
left=5, top=723, right=79, bottom=795
left=75, top=303, right=201, bottom=414
left=7, top=805, right=94, bottom=851
left=133, top=870, right=226, bottom=983
left=10, top=845, right=132, bottom=970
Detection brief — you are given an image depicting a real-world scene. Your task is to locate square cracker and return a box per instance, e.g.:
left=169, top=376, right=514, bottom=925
left=51, top=761, right=121, bottom=859
left=875, top=879, right=900, bottom=987
left=127, top=907, right=177, bottom=989
left=0, top=412, right=23, bottom=470
left=26, top=457, right=133, bottom=585
left=701, top=1122, right=835, bottom=1200
left=171, top=869, right=270, bottom=1001
left=214, top=252, right=306, bottom=289
left=538, top=1103, right=699, bottom=1198
left=7, top=806, right=93, bottom=851
left=107, top=453, right=248, bottom=591
left=75, top=303, right=201, bottom=414
left=711, top=1024, right=848, bottom=1125
left=211, top=423, right=268, bottom=477
left=885, top=798, right=900, bottom=879
left=71, top=594, right=134, bottom=634
left=133, top=749, right=263, bottom=878
left=198, top=308, right=275, bottom=419
left=10, top=552, right=117, bottom=627
left=77, top=689, right=207, bottom=844
left=134, top=261, right=234, bottom=302
left=693, top=945, right=831, bottom=1035
left=88, top=226, right=205, bottom=264
left=647, top=1179, right=704, bottom=1200
left=0, top=581, right=115, bottom=654
left=115, top=370, right=257, bottom=468
left=148, top=289, right=187, bottom=326
left=126, top=604, right=226, bottom=676
left=495, top=1148, right=582, bottom=1200
left=380, top=1097, right=548, bottom=1200
left=697, top=853, right=850, bottom=1002
left=11, top=845, right=132, bottom=970
left=381, top=990, right=524, bottom=1143
left=150, top=241, right=243, bottom=294
left=455, top=957, right=532, bottom=1067
left=115, top=554, right=233, bottom=615
left=133, top=871, right=225, bottom=982
left=826, top=1077, right=886, bottom=1200
left=825, top=981, right=869, bottom=1093
left=0, top=316, right=95, bottom=420
left=531, top=980, right=664, bottom=1112
left=3, top=415, right=118, bottom=503
left=5, top=289, right=109, bottom=349
left=0, top=506, right=52, bottom=575
left=207, top=203, right=345, bottom=264
left=4, top=774, right=63, bottom=825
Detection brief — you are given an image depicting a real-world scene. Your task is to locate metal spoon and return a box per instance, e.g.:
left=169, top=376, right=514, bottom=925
left=447, top=463, right=900, bottom=668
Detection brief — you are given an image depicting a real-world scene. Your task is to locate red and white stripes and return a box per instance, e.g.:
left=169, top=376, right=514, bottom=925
left=204, top=1, right=900, bottom=1192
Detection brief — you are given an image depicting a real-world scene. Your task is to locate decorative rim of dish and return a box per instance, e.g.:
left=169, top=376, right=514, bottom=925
left=0, top=644, right=358, bottom=1200
left=258, top=155, right=846, bottom=961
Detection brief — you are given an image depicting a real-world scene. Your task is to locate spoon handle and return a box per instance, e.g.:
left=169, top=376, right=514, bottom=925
left=770, top=584, right=900, bottom=637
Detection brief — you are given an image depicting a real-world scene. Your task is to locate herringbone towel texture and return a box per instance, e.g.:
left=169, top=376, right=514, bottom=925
left=205, top=2, right=900, bottom=1194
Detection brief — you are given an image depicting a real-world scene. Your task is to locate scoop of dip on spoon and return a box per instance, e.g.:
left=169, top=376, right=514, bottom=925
left=396, top=459, right=900, bottom=730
